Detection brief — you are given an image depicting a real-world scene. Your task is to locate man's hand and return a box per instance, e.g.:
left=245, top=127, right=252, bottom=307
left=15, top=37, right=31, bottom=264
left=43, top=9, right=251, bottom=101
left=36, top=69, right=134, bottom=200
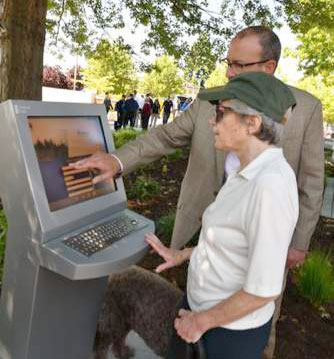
left=174, top=309, right=207, bottom=343
left=287, top=247, right=307, bottom=269
left=71, top=152, right=121, bottom=184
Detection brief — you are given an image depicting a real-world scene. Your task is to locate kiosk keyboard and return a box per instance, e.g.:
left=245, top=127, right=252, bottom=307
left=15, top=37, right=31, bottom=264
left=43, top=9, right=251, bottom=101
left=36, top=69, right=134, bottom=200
left=63, top=215, right=140, bottom=256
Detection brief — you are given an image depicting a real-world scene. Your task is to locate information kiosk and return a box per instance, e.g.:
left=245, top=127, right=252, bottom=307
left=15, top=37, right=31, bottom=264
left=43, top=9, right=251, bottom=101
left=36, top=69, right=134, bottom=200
left=0, top=100, right=154, bottom=359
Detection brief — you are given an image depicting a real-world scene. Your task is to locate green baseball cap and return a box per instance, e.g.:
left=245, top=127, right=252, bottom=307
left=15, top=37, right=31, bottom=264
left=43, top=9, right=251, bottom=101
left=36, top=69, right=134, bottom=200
left=198, top=72, right=296, bottom=123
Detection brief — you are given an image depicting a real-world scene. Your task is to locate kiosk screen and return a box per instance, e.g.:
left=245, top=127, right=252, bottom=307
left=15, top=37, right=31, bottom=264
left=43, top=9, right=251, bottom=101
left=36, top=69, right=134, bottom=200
left=28, top=116, right=117, bottom=211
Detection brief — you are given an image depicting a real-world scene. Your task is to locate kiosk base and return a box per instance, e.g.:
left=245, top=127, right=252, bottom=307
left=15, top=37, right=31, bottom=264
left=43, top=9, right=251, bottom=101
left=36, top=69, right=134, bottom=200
left=0, top=266, right=108, bottom=359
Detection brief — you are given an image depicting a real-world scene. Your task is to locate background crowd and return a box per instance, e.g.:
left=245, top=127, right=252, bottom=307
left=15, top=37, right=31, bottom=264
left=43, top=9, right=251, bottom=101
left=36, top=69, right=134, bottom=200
left=104, top=92, right=193, bottom=131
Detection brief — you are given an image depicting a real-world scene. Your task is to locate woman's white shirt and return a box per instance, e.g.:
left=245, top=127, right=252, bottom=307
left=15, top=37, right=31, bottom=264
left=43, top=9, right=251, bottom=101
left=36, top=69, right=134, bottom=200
left=187, top=148, right=299, bottom=330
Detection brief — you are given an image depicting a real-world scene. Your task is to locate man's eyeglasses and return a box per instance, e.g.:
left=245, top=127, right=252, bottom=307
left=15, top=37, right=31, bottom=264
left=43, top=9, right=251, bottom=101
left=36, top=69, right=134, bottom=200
left=223, top=58, right=271, bottom=71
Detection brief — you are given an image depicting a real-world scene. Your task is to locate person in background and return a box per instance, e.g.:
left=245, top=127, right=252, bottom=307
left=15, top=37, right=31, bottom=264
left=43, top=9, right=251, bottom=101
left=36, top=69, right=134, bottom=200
left=172, top=97, right=178, bottom=120
left=178, top=98, right=185, bottom=111
left=163, top=96, right=174, bottom=124
left=123, top=94, right=139, bottom=128
left=103, top=92, right=113, bottom=113
left=146, top=72, right=298, bottom=359
left=141, top=97, right=152, bottom=130
left=180, top=97, right=193, bottom=112
left=134, top=90, right=144, bottom=127
left=150, top=98, right=161, bottom=127
left=72, top=26, right=324, bottom=358
left=115, top=94, right=126, bottom=130
left=146, top=93, right=154, bottom=107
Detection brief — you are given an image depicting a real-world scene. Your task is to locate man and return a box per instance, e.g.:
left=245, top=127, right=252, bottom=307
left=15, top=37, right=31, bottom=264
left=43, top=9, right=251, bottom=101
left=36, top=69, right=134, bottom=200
left=180, top=97, right=192, bottom=111
left=123, top=94, right=139, bottom=128
left=162, top=96, right=174, bottom=124
left=134, top=90, right=144, bottom=127
left=146, top=93, right=154, bottom=107
left=74, top=26, right=324, bottom=358
left=115, top=94, right=126, bottom=130
left=103, top=92, right=112, bottom=113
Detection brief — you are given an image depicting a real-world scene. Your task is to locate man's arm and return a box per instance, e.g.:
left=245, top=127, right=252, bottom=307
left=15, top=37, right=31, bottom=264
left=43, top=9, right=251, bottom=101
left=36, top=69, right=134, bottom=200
left=115, top=98, right=212, bottom=174
left=288, top=101, right=324, bottom=268
left=72, top=98, right=213, bottom=181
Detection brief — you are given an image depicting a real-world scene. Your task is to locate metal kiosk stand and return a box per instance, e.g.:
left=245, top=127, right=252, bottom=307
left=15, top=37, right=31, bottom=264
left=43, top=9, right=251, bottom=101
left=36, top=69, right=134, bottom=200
left=0, top=100, right=154, bottom=359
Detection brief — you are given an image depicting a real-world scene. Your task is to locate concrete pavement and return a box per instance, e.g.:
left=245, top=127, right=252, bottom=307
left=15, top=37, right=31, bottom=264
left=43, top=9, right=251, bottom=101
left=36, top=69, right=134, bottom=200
left=106, top=331, right=162, bottom=359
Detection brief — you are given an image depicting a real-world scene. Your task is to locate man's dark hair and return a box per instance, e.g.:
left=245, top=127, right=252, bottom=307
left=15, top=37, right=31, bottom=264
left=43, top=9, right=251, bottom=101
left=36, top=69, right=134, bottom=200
left=236, top=26, right=281, bottom=65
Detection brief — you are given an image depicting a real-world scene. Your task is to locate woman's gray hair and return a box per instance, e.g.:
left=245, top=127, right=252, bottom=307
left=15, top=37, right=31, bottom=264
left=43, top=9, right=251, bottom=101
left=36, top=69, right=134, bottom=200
left=228, top=99, right=285, bottom=145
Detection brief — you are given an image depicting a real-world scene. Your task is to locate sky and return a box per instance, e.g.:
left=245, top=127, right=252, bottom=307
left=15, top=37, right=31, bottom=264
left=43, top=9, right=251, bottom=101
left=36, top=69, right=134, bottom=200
left=43, top=2, right=302, bottom=85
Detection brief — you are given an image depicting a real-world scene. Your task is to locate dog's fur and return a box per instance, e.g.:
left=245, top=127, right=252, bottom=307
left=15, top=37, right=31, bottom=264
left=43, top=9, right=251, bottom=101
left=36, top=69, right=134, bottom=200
left=94, top=266, right=183, bottom=359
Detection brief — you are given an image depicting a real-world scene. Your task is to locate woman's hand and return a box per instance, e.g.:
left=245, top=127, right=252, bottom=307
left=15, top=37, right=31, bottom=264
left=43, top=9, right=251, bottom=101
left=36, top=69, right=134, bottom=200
left=145, top=233, right=190, bottom=273
left=174, top=309, right=208, bottom=343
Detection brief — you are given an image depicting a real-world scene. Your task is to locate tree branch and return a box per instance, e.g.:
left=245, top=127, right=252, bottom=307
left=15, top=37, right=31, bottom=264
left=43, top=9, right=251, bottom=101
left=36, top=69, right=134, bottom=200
left=55, top=0, right=66, bottom=42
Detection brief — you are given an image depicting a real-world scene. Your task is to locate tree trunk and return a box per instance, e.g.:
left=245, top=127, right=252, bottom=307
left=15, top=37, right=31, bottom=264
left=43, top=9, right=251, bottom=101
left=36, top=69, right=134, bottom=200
left=0, top=0, right=48, bottom=102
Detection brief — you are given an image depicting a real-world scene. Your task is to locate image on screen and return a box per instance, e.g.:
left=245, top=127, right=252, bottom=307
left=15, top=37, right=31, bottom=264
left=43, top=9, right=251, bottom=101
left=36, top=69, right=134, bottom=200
left=28, top=116, right=117, bottom=211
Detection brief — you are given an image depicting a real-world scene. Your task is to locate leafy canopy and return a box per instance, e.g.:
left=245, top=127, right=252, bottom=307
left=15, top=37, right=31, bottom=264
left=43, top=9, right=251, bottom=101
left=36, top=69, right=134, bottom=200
left=205, top=62, right=228, bottom=88
left=184, top=33, right=223, bottom=85
left=282, top=0, right=334, bottom=33
left=140, top=55, right=185, bottom=97
left=46, top=0, right=283, bottom=63
left=297, top=75, right=334, bottom=124
left=82, top=39, right=138, bottom=94
left=282, top=0, right=334, bottom=76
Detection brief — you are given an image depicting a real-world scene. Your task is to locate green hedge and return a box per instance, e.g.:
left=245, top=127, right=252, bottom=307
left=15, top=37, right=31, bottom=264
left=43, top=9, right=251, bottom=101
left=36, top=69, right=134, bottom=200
left=112, top=128, right=146, bottom=149
left=296, top=250, right=334, bottom=307
left=325, top=160, right=334, bottom=178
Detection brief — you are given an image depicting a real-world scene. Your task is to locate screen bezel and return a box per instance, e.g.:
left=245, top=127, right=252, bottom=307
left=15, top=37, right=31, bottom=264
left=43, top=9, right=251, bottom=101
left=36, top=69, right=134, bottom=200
left=14, top=101, right=127, bottom=237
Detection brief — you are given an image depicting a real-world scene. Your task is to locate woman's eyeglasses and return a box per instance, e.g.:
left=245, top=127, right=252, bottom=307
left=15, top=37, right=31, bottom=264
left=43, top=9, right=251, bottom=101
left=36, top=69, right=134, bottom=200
left=214, top=105, right=233, bottom=124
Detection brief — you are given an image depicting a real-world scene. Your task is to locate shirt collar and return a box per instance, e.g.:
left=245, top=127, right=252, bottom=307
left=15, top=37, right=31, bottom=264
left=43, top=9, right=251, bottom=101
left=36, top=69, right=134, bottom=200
left=237, top=148, right=283, bottom=181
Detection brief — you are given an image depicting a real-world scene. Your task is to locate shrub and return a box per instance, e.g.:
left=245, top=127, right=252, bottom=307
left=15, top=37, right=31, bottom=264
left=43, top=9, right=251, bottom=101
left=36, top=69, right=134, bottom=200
left=112, top=128, right=145, bottom=148
left=159, top=149, right=185, bottom=175
left=165, top=149, right=184, bottom=162
left=127, top=176, right=160, bottom=202
left=0, top=210, right=8, bottom=285
left=296, top=250, right=334, bottom=307
left=325, top=160, right=334, bottom=178
left=156, top=210, right=176, bottom=243
left=324, top=149, right=332, bottom=162
left=156, top=211, right=201, bottom=246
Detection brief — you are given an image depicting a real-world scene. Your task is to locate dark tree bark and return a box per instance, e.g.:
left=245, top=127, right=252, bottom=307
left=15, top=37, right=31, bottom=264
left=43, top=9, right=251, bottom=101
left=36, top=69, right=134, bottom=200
left=0, top=0, right=48, bottom=102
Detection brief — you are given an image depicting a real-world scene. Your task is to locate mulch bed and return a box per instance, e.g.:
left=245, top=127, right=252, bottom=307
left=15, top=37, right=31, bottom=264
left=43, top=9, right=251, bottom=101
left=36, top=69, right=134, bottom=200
left=126, top=150, right=334, bottom=359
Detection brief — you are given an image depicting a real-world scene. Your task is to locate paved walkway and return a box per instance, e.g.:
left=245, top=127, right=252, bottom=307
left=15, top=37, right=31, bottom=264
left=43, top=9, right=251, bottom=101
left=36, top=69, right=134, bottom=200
left=108, top=111, right=180, bottom=130
left=106, top=331, right=162, bottom=359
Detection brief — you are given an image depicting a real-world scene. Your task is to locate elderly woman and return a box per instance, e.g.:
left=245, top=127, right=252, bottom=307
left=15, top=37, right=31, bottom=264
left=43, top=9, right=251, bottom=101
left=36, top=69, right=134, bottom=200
left=145, top=72, right=298, bottom=359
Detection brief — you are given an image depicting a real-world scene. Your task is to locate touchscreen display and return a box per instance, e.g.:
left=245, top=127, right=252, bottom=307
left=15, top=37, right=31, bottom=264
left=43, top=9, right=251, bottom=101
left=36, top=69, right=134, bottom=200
left=28, top=116, right=116, bottom=211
